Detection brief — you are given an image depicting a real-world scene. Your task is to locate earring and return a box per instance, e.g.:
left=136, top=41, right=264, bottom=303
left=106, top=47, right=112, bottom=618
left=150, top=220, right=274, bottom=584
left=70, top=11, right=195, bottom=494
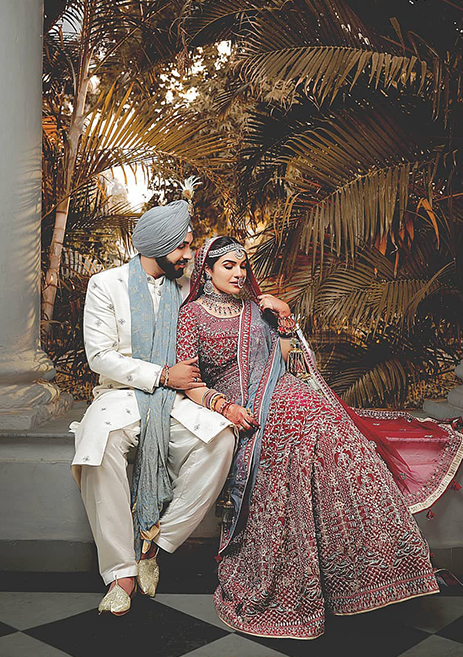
left=204, top=272, right=214, bottom=295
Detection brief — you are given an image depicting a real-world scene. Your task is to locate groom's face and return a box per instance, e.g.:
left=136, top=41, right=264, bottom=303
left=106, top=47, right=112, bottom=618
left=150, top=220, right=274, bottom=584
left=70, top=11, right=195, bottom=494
left=156, top=231, right=193, bottom=279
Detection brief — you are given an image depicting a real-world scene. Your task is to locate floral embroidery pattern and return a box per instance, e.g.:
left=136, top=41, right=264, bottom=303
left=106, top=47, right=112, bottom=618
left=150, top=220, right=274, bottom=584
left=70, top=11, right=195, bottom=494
left=177, top=301, right=439, bottom=640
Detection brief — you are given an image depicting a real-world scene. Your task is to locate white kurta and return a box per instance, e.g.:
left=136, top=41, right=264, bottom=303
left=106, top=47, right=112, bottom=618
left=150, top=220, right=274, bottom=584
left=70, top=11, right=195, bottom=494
left=70, top=262, right=233, bottom=472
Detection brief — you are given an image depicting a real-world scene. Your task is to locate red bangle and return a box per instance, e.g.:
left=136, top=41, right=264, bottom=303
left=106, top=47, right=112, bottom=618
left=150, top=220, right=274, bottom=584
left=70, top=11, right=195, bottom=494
left=219, top=401, right=233, bottom=418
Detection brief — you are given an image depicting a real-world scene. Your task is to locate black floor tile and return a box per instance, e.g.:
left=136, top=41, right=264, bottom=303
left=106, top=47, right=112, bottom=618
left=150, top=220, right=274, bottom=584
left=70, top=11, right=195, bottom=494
left=0, top=572, right=105, bottom=593
left=0, top=542, right=220, bottom=595
left=25, top=595, right=229, bottom=657
left=156, top=541, right=220, bottom=594
left=245, top=609, right=431, bottom=657
left=437, top=616, right=463, bottom=644
left=0, top=620, right=18, bottom=638
left=436, top=576, right=463, bottom=597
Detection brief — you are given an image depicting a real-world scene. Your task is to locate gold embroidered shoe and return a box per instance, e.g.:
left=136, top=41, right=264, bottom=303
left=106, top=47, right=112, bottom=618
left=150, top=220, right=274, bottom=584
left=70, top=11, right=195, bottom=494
left=137, top=554, right=160, bottom=597
left=98, top=580, right=136, bottom=616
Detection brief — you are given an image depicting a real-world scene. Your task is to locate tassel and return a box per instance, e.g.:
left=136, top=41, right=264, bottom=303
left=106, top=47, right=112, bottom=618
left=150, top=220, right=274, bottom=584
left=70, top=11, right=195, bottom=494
left=451, top=481, right=462, bottom=491
left=215, top=495, right=226, bottom=518
left=221, top=493, right=234, bottom=527
left=426, top=510, right=435, bottom=520
left=287, top=338, right=312, bottom=381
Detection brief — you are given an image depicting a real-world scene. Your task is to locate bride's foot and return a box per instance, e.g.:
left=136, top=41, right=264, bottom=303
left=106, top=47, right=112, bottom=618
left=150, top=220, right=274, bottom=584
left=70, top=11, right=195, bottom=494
left=98, top=577, right=137, bottom=616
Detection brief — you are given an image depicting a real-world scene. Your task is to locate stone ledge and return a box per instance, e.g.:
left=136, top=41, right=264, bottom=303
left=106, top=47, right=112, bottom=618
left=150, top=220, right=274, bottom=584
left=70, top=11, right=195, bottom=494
left=2, top=405, right=463, bottom=575
left=0, top=401, right=87, bottom=441
left=0, top=392, right=74, bottom=431
left=423, top=398, right=462, bottom=420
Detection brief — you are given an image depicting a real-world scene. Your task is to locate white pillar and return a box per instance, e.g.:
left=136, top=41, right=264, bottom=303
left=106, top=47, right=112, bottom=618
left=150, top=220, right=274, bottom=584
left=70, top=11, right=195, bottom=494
left=423, top=360, right=463, bottom=420
left=0, top=0, right=69, bottom=430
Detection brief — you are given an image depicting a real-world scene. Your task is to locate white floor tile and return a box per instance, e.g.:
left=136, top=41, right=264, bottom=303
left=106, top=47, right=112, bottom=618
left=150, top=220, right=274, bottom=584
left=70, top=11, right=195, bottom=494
left=155, top=593, right=232, bottom=632
left=0, top=592, right=101, bottom=630
left=400, top=635, right=463, bottom=657
left=0, top=632, right=71, bottom=657
left=181, top=633, right=289, bottom=657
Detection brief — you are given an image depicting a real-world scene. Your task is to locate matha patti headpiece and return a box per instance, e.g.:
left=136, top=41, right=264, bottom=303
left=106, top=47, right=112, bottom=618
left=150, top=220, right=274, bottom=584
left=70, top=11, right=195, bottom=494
left=208, top=242, right=247, bottom=260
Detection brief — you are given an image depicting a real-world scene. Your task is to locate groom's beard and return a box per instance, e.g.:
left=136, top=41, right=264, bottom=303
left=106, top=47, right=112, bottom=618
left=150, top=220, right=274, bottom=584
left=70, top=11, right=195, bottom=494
left=155, top=255, right=188, bottom=280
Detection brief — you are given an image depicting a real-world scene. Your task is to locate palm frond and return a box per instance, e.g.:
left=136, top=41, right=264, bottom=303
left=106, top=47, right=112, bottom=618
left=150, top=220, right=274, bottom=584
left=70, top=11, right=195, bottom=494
left=180, top=0, right=260, bottom=46
left=243, top=46, right=422, bottom=106
left=70, top=83, right=233, bottom=197
left=331, top=354, right=411, bottom=407
left=314, top=250, right=449, bottom=330
left=246, top=101, right=438, bottom=261
left=239, top=0, right=423, bottom=104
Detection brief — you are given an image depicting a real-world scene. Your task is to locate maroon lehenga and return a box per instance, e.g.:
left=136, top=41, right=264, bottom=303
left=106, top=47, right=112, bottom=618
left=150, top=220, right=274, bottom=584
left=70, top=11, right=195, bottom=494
left=176, top=238, right=463, bottom=640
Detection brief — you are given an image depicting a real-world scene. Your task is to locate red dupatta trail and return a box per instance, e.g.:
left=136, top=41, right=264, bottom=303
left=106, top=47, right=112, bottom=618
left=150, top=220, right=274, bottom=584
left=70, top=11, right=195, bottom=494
left=187, top=238, right=463, bottom=515
left=296, top=330, right=463, bottom=513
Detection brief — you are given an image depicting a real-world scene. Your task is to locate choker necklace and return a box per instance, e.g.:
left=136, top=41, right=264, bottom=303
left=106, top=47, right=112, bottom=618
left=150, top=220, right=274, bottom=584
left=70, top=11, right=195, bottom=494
left=199, top=290, right=242, bottom=317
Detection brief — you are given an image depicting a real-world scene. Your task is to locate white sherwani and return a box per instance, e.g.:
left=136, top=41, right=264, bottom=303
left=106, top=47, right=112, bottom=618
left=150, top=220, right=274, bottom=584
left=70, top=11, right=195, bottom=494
left=71, top=262, right=233, bottom=471
left=71, top=263, right=235, bottom=584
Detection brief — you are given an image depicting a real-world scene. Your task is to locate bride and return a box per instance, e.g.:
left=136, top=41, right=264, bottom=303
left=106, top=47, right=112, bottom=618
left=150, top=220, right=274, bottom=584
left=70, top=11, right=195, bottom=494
left=176, top=235, right=463, bottom=640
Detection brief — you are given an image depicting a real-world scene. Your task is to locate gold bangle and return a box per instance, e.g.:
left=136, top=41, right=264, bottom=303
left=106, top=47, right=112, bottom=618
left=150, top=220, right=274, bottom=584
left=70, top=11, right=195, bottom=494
left=161, top=365, right=169, bottom=387
left=211, top=393, right=225, bottom=412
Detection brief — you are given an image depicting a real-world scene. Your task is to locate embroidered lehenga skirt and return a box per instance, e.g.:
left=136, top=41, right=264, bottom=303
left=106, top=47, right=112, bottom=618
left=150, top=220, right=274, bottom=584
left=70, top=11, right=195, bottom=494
left=176, top=301, right=460, bottom=640
left=215, top=375, right=439, bottom=639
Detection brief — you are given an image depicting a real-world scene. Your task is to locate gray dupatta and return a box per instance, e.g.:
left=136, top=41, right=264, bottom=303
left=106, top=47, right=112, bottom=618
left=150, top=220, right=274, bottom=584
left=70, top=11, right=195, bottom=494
left=128, top=254, right=182, bottom=559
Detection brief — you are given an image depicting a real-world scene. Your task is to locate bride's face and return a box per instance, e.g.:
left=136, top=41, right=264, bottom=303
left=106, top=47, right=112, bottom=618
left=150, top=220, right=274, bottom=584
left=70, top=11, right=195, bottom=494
left=206, top=254, right=247, bottom=295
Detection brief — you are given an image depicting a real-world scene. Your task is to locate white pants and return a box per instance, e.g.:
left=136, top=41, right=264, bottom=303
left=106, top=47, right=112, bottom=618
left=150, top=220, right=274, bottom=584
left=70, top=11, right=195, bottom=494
left=80, top=419, right=235, bottom=585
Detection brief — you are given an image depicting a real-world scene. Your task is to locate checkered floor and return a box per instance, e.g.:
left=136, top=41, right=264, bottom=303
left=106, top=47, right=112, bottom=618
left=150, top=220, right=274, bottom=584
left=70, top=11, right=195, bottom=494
left=1, top=574, right=463, bottom=657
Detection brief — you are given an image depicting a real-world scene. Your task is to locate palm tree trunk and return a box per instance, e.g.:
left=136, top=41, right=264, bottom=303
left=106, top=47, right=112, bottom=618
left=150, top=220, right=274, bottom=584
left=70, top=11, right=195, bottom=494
left=41, top=62, right=91, bottom=330
left=41, top=196, right=71, bottom=326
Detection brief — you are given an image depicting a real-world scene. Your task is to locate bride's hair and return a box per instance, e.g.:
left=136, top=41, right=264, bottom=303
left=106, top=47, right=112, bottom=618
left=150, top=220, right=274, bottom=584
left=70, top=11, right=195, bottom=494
left=205, top=236, right=246, bottom=269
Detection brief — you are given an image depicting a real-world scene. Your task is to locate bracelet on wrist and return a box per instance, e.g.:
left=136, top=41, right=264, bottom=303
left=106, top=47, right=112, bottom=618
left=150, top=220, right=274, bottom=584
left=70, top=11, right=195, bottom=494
left=277, top=314, right=296, bottom=338
left=160, top=365, right=170, bottom=387
left=202, top=389, right=216, bottom=409
left=202, top=389, right=226, bottom=411
left=219, top=401, right=233, bottom=418
left=215, top=397, right=229, bottom=414
left=211, top=393, right=225, bottom=412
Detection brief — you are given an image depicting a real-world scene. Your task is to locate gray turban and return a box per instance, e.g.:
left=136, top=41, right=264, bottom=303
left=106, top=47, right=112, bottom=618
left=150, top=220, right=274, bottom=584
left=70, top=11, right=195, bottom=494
left=132, top=200, right=192, bottom=258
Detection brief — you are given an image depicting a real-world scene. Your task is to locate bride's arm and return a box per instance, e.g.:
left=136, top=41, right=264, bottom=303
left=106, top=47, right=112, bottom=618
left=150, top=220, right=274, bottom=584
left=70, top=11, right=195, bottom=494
left=279, top=338, right=292, bottom=361
left=257, top=294, right=295, bottom=362
left=176, top=304, right=211, bottom=405
left=176, top=304, right=259, bottom=431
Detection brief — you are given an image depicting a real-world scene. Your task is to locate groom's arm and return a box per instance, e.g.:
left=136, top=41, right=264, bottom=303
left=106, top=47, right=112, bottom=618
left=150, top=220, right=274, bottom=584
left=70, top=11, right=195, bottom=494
left=83, top=274, right=163, bottom=393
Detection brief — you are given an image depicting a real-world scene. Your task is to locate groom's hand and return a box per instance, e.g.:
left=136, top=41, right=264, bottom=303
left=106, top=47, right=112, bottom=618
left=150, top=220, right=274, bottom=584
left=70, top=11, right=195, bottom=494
left=167, top=357, right=206, bottom=390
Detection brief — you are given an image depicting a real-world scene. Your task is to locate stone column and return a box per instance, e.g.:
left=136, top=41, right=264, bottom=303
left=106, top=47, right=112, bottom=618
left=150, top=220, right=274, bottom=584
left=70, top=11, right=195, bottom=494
left=0, top=0, right=69, bottom=430
left=423, top=361, right=463, bottom=420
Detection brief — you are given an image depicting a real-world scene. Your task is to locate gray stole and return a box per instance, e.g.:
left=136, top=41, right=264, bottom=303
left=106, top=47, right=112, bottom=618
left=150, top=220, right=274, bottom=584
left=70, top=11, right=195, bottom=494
left=128, top=254, right=181, bottom=559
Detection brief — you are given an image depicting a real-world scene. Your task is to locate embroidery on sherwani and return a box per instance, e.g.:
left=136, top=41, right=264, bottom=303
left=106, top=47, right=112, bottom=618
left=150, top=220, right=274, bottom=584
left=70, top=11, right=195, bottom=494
left=129, top=254, right=181, bottom=559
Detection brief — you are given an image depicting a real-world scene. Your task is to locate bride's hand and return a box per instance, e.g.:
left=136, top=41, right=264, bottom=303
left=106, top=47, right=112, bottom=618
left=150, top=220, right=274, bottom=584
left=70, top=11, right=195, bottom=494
left=257, top=294, right=290, bottom=318
left=224, top=404, right=260, bottom=432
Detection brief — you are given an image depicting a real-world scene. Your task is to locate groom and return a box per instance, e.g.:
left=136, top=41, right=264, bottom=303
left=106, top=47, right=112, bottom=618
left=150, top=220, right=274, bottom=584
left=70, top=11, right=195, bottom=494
left=71, top=198, right=235, bottom=615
